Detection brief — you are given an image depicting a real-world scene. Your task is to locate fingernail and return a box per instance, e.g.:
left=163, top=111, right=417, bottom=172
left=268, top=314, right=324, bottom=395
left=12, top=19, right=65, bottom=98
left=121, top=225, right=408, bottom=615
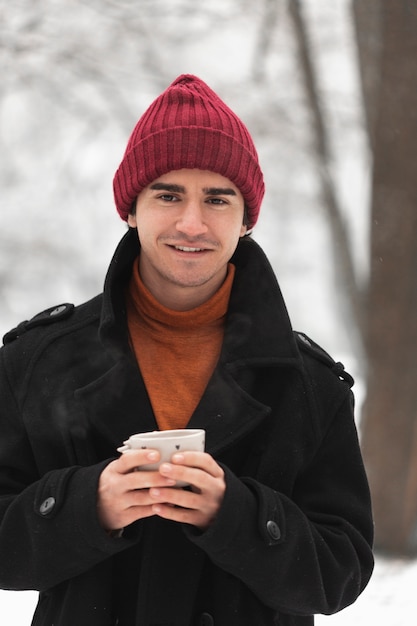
left=172, top=454, right=184, bottom=463
left=160, top=463, right=172, bottom=473
left=147, top=451, right=158, bottom=461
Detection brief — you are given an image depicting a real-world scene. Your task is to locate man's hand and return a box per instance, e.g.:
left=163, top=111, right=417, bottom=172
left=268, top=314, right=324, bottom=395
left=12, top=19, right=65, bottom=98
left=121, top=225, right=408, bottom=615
left=97, top=449, right=176, bottom=531
left=149, top=451, right=226, bottom=530
left=97, top=450, right=225, bottom=532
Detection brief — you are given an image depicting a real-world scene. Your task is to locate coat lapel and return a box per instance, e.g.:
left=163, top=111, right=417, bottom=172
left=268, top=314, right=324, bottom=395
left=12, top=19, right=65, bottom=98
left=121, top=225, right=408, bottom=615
left=74, top=356, right=158, bottom=462
left=188, top=364, right=271, bottom=456
left=75, top=356, right=271, bottom=463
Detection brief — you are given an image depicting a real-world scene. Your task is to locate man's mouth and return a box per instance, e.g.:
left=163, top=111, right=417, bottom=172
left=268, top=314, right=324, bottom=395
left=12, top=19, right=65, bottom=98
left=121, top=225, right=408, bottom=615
left=173, top=245, right=206, bottom=252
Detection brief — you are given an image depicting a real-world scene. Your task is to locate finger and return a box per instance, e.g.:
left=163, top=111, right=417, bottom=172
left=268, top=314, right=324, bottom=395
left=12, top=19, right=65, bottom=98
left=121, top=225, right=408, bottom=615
left=150, top=501, right=210, bottom=529
left=124, top=469, right=177, bottom=491
left=159, top=458, right=224, bottom=490
left=116, top=449, right=160, bottom=473
left=151, top=502, right=198, bottom=524
left=170, top=452, right=224, bottom=478
left=149, top=485, right=198, bottom=506
left=158, top=463, right=205, bottom=490
left=106, top=503, right=156, bottom=530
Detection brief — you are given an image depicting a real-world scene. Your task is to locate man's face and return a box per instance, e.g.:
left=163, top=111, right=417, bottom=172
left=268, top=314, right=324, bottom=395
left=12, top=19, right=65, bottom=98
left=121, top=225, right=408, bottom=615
left=128, top=168, right=247, bottom=310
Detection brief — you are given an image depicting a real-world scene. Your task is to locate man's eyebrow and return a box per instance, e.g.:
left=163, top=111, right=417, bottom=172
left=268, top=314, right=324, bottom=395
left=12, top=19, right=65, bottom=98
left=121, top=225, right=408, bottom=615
left=149, top=183, right=237, bottom=196
left=149, top=183, right=186, bottom=193
left=203, top=187, right=237, bottom=196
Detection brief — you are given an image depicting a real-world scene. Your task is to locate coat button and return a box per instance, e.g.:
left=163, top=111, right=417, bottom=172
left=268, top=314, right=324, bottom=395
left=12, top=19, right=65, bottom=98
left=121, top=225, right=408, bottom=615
left=50, top=305, right=67, bottom=316
left=199, top=612, right=214, bottom=626
left=39, top=497, right=56, bottom=515
left=266, top=520, right=281, bottom=541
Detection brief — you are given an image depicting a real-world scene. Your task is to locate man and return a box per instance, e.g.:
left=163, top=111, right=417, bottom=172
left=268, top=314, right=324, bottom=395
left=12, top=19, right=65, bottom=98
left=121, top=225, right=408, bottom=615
left=0, top=75, right=373, bottom=625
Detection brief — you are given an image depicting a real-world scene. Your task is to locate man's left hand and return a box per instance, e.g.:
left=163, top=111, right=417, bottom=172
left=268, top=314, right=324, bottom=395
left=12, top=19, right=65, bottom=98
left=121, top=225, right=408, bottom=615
left=149, top=451, right=225, bottom=530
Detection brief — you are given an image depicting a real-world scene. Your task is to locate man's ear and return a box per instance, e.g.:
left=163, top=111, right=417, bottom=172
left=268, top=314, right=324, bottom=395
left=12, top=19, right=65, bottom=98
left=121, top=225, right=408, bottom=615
left=127, top=213, right=137, bottom=228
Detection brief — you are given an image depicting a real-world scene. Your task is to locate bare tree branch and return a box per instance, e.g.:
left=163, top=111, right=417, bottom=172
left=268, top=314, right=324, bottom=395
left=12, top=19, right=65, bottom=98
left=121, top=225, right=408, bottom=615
left=252, top=0, right=282, bottom=83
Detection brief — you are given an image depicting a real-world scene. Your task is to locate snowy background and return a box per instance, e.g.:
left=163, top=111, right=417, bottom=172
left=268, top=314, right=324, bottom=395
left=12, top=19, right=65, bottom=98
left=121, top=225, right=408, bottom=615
left=1, top=0, right=414, bottom=623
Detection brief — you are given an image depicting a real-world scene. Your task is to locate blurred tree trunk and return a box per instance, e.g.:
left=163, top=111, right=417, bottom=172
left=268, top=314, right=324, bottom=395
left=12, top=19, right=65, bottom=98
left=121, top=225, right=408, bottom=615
left=288, top=0, right=366, bottom=351
left=353, top=0, right=417, bottom=556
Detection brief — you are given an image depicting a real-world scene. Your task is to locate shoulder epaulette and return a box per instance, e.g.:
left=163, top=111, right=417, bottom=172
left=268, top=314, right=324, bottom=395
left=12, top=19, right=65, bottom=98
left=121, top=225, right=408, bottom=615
left=3, top=303, right=75, bottom=346
left=295, top=331, right=354, bottom=387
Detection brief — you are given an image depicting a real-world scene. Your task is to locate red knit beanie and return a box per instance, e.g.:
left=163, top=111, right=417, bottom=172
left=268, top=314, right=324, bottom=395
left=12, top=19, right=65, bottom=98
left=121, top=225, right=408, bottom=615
left=113, top=74, right=265, bottom=229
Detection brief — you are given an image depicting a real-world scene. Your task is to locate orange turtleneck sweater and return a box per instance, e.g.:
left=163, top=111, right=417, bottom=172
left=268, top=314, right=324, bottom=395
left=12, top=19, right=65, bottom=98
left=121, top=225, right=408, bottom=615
left=126, top=260, right=235, bottom=431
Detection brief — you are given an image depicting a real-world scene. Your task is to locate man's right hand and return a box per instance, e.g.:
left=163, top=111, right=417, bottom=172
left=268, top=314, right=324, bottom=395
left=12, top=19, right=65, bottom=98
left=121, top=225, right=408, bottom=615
left=97, top=449, right=176, bottom=531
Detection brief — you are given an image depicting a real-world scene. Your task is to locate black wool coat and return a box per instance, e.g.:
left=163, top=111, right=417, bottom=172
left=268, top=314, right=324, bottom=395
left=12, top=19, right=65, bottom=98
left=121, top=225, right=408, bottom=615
left=0, top=231, right=373, bottom=626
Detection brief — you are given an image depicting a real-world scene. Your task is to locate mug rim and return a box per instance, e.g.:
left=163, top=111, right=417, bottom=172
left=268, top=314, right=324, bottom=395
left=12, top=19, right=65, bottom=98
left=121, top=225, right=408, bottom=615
left=127, top=428, right=205, bottom=441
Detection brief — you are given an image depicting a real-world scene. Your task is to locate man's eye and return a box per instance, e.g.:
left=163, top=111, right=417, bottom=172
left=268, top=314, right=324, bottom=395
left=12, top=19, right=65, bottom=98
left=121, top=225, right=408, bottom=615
left=208, top=197, right=226, bottom=205
left=158, top=194, right=178, bottom=202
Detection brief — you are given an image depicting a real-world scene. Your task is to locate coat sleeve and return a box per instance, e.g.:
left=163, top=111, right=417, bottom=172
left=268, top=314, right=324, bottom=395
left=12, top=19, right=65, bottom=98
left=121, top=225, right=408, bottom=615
left=0, top=350, right=140, bottom=592
left=185, top=390, right=374, bottom=617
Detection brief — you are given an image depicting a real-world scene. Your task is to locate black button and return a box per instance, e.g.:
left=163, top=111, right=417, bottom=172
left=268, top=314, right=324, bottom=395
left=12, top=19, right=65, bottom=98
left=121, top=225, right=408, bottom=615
left=266, top=520, right=281, bottom=541
left=39, top=497, right=56, bottom=515
left=199, top=612, right=214, bottom=626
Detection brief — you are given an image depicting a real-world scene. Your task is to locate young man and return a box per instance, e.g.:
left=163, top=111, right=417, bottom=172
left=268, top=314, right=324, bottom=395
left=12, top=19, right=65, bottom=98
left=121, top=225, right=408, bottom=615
left=0, top=75, right=373, bottom=626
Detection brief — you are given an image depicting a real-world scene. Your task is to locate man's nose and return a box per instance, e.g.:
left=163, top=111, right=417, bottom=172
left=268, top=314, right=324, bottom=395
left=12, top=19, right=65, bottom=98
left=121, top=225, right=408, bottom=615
left=175, top=202, right=208, bottom=236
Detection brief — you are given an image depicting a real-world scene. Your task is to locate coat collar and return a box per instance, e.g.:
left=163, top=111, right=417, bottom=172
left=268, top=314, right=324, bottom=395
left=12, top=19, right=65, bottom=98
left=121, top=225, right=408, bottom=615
left=98, top=229, right=299, bottom=366
left=224, top=236, right=299, bottom=364
left=98, top=229, right=139, bottom=360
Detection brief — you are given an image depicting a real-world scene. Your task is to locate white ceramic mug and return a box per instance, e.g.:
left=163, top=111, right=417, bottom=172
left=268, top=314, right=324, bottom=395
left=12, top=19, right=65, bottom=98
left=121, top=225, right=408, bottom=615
left=117, top=428, right=206, bottom=486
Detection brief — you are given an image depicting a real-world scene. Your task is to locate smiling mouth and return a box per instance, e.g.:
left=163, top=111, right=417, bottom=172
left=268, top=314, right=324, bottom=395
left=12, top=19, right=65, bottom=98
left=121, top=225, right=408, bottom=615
left=173, top=245, right=206, bottom=252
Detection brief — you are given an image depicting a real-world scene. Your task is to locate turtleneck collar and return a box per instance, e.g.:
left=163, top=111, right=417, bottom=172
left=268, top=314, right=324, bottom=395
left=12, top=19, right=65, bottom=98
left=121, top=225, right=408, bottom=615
left=127, top=258, right=236, bottom=335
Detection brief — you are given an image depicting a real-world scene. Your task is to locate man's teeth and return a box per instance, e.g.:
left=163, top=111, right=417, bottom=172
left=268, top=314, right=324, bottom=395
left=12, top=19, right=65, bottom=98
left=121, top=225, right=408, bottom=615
left=175, top=246, right=203, bottom=252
